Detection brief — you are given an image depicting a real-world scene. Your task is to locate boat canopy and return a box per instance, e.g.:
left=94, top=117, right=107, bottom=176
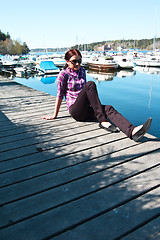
left=39, top=61, right=58, bottom=70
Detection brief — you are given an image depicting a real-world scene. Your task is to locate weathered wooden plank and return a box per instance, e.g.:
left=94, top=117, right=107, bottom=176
left=0, top=122, right=97, bottom=152
left=121, top=216, right=160, bottom=240
left=0, top=115, right=73, bottom=136
left=51, top=188, right=160, bottom=240
left=0, top=148, right=159, bottom=213
left=0, top=135, right=159, bottom=187
left=0, top=132, right=128, bottom=173
left=0, top=126, right=114, bottom=161
left=0, top=132, right=158, bottom=174
left=0, top=104, right=68, bottom=124
left=0, top=106, right=67, bottom=122
left=0, top=166, right=159, bottom=239
left=0, top=120, right=93, bottom=144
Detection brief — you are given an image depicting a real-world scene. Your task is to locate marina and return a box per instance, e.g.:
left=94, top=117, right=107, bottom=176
left=1, top=0, right=160, bottom=237
left=1, top=55, right=159, bottom=139
left=0, top=74, right=160, bottom=239
left=0, top=50, right=160, bottom=239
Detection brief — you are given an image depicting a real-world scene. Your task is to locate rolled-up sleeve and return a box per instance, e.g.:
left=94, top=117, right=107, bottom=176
left=56, top=70, right=68, bottom=99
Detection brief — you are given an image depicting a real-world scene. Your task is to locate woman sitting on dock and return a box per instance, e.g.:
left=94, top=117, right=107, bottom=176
left=42, top=49, right=152, bottom=142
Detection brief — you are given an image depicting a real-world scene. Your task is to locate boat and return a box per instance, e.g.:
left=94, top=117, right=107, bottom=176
left=113, top=55, right=135, bottom=69
left=88, top=56, right=118, bottom=72
left=35, top=54, right=65, bottom=68
left=1, top=55, right=17, bottom=69
left=133, top=56, right=160, bottom=67
left=36, top=60, right=60, bottom=74
left=52, top=58, right=66, bottom=68
left=17, top=56, right=35, bottom=67
left=14, top=65, right=32, bottom=77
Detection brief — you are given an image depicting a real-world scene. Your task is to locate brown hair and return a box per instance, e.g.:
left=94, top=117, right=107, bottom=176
left=64, top=49, right=82, bottom=69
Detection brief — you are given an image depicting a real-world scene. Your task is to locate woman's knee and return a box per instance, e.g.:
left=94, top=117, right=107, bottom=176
left=86, top=81, right=97, bottom=92
left=86, top=81, right=96, bottom=88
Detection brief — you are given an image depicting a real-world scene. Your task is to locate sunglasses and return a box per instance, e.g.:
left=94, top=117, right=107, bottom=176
left=69, top=59, right=82, bottom=64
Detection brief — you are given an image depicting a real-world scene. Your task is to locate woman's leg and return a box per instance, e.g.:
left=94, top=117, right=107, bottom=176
left=103, top=105, right=135, bottom=138
left=69, top=81, right=135, bottom=138
left=69, top=81, right=107, bottom=122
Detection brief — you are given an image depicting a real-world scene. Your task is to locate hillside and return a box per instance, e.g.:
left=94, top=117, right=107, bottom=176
left=31, top=37, right=160, bottom=53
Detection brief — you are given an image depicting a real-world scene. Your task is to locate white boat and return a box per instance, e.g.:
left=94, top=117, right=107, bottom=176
left=14, top=65, right=32, bottom=77
left=113, top=55, right=135, bottom=69
left=81, top=51, right=92, bottom=67
left=35, top=54, right=65, bottom=68
left=52, top=57, right=66, bottom=68
left=17, top=56, right=35, bottom=67
left=134, top=55, right=160, bottom=67
left=88, top=56, right=118, bottom=72
left=1, top=55, right=17, bottom=68
left=36, top=60, right=60, bottom=74
left=35, top=55, right=50, bottom=64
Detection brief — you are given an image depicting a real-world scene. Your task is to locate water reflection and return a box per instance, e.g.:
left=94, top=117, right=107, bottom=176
left=87, top=69, right=136, bottom=81
left=134, top=66, right=160, bottom=75
left=116, top=70, right=136, bottom=78
left=148, top=75, right=153, bottom=109
left=87, top=70, right=116, bottom=81
left=37, top=75, right=57, bottom=84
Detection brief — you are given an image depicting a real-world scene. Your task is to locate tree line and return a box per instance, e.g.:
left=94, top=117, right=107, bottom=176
left=31, top=37, right=160, bottom=53
left=1, top=29, right=159, bottom=55
left=0, top=30, right=30, bottom=55
left=71, top=38, right=160, bottom=51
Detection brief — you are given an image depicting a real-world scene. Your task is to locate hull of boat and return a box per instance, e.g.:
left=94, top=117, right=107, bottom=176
left=37, top=61, right=60, bottom=75
left=88, top=62, right=118, bottom=71
left=44, top=69, right=60, bottom=74
left=135, top=60, right=160, bottom=67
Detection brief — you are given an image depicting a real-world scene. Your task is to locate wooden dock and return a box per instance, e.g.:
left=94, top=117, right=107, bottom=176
left=0, top=75, right=160, bottom=240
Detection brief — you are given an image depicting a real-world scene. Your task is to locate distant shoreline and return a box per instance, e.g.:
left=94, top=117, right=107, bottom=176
left=30, top=37, right=160, bottom=53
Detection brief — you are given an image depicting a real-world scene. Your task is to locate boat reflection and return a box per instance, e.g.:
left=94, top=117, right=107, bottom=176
left=87, top=70, right=116, bottom=81
left=133, top=66, right=160, bottom=75
left=116, top=69, right=136, bottom=78
left=87, top=69, right=136, bottom=81
left=37, top=75, right=57, bottom=84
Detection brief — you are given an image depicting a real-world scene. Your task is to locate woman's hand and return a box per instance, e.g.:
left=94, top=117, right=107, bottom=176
left=42, top=97, right=62, bottom=120
left=41, top=115, right=56, bottom=120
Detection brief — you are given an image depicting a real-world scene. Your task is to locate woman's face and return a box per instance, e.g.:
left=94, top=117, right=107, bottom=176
left=66, top=54, right=82, bottom=71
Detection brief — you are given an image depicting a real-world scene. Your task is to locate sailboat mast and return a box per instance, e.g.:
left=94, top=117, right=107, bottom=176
left=153, top=6, right=157, bottom=52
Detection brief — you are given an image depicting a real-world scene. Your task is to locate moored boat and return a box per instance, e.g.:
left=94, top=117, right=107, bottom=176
left=36, top=60, right=60, bottom=74
left=1, top=55, right=17, bottom=69
left=113, top=55, right=135, bottom=69
left=134, top=56, right=160, bottom=67
left=88, top=56, right=118, bottom=72
left=13, top=65, right=32, bottom=77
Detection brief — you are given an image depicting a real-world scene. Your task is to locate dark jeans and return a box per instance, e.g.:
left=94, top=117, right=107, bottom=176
left=69, top=81, right=135, bottom=138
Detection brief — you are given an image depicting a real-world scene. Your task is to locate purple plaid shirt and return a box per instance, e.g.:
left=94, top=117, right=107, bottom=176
left=56, top=66, right=86, bottom=109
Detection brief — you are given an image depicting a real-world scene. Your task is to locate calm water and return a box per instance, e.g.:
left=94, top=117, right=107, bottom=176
left=12, top=67, right=160, bottom=138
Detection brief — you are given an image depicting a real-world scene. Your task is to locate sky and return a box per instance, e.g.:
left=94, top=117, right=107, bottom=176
left=0, top=0, right=160, bottom=50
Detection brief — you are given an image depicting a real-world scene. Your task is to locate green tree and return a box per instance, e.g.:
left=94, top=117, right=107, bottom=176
left=0, top=30, right=30, bottom=55
left=22, top=42, right=30, bottom=54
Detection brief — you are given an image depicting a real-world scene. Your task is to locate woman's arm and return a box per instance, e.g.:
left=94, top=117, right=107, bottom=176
left=42, top=97, right=63, bottom=120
